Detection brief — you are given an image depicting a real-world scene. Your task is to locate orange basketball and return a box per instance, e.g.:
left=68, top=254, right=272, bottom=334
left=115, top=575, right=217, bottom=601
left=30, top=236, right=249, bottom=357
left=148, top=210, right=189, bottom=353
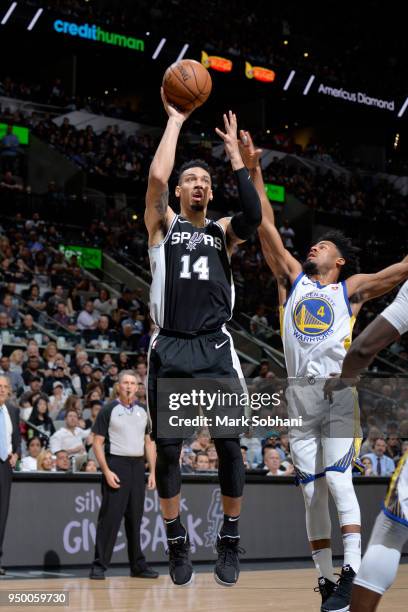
left=162, top=59, right=212, bottom=112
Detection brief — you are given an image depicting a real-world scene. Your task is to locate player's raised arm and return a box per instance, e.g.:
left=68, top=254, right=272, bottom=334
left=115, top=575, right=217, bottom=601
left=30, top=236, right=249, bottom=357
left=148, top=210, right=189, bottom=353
left=238, top=130, right=302, bottom=286
left=325, top=281, right=408, bottom=400
left=215, top=112, right=262, bottom=248
left=145, top=89, right=192, bottom=245
left=346, top=254, right=408, bottom=308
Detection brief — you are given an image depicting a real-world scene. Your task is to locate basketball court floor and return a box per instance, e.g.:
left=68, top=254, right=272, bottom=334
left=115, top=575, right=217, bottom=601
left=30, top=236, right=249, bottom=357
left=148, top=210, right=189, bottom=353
left=1, top=562, right=407, bottom=611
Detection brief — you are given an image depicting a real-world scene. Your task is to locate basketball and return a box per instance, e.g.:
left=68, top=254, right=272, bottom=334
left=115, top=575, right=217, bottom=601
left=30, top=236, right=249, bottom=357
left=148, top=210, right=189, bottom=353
left=162, top=59, right=212, bottom=112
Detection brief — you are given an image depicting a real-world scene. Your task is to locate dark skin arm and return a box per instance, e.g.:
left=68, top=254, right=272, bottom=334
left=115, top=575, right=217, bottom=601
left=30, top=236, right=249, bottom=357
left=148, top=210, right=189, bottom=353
left=341, top=316, right=400, bottom=379
left=346, top=256, right=408, bottom=316
left=238, top=131, right=302, bottom=301
left=324, top=315, right=399, bottom=401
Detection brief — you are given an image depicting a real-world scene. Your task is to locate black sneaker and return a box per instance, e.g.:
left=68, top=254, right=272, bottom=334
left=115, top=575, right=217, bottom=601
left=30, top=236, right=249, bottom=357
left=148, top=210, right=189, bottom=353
left=214, top=535, right=243, bottom=586
left=321, top=565, right=356, bottom=612
left=130, top=565, right=159, bottom=579
left=314, top=576, right=336, bottom=609
left=89, top=566, right=105, bottom=580
left=167, top=534, right=194, bottom=586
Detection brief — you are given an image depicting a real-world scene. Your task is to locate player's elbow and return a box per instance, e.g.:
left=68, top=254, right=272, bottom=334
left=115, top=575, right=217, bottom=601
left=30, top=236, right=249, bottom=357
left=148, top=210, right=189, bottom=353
left=230, top=207, right=261, bottom=240
left=348, top=340, right=373, bottom=363
left=148, top=170, right=167, bottom=189
left=401, top=261, right=408, bottom=280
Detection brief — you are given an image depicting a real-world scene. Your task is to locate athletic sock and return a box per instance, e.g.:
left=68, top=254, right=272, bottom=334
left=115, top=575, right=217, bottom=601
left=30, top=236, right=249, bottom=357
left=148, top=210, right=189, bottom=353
left=343, top=532, right=361, bottom=573
left=219, top=514, right=240, bottom=538
left=164, top=516, right=186, bottom=541
left=311, top=547, right=336, bottom=583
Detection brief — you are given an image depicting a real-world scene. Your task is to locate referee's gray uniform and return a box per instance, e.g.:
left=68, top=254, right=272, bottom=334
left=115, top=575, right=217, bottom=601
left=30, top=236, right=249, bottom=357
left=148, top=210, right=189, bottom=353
left=91, top=399, right=148, bottom=573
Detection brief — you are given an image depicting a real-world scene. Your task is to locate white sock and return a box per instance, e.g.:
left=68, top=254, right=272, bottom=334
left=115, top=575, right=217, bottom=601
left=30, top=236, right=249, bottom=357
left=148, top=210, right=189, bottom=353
left=311, top=548, right=336, bottom=582
left=343, top=532, right=361, bottom=573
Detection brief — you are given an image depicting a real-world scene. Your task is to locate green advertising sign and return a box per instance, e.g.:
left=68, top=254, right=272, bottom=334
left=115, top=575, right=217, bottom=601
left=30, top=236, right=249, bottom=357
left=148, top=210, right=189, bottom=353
left=264, top=183, right=285, bottom=203
left=0, top=123, right=30, bottom=145
left=59, top=245, right=102, bottom=269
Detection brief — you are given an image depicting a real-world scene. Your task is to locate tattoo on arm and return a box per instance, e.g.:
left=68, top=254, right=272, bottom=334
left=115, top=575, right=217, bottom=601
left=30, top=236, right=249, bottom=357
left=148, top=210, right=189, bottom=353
left=155, top=187, right=169, bottom=217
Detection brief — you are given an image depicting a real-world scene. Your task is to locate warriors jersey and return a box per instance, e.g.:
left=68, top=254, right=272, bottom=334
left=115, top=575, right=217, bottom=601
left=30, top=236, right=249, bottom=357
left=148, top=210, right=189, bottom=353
left=149, top=215, right=234, bottom=333
left=383, top=451, right=408, bottom=527
left=281, top=272, right=354, bottom=377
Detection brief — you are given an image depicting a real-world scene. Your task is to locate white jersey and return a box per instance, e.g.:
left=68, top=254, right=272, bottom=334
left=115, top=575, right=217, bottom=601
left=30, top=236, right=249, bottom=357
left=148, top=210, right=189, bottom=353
left=281, top=272, right=354, bottom=377
left=381, top=280, right=408, bottom=336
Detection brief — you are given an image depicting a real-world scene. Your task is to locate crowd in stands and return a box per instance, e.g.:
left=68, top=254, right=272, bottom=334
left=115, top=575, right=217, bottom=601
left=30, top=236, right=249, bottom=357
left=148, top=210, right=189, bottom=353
left=0, top=75, right=138, bottom=121
left=1, top=41, right=408, bottom=478
left=2, top=89, right=406, bottom=355
left=0, top=209, right=405, bottom=479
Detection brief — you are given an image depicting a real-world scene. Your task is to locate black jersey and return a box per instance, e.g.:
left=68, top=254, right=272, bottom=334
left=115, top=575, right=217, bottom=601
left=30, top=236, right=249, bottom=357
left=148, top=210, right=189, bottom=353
left=149, top=215, right=234, bottom=333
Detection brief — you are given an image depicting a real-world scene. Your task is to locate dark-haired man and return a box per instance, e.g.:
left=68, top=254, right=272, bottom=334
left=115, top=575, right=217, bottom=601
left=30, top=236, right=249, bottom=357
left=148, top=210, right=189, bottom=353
left=144, top=92, right=261, bottom=586
left=239, top=132, right=408, bottom=612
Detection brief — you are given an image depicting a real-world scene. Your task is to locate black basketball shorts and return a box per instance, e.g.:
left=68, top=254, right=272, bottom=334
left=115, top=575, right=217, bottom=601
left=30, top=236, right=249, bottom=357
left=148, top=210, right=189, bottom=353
left=147, top=325, right=246, bottom=442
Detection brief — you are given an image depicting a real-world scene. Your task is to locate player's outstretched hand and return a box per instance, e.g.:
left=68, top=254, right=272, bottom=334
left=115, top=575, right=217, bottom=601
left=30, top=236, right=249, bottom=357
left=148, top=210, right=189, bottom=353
left=324, top=373, right=359, bottom=403
left=161, top=87, right=192, bottom=123
left=238, top=130, right=263, bottom=170
left=215, top=111, right=242, bottom=167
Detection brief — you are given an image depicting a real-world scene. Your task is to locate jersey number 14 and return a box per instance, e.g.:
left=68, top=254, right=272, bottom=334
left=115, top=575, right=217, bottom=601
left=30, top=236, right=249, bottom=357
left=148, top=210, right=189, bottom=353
left=180, top=255, right=209, bottom=280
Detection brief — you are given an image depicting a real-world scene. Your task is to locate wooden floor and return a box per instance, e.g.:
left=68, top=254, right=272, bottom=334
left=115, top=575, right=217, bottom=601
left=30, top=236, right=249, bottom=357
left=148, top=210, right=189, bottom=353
left=1, top=566, right=407, bottom=612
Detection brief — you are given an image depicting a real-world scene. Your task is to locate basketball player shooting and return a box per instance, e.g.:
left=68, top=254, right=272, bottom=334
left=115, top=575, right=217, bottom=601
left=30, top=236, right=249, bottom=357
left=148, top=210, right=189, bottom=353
left=238, top=131, right=408, bottom=611
left=324, top=281, right=408, bottom=612
left=145, top=92, right=261, bottom=586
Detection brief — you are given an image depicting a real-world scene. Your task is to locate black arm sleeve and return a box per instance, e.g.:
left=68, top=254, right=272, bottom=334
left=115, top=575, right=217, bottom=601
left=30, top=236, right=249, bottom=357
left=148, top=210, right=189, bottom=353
left=230, top=167, right=262, bottom=240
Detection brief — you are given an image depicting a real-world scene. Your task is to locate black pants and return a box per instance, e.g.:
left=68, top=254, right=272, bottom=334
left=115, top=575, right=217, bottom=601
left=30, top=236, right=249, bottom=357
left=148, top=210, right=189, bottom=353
left=148, top=328, right=246, bottom=499
left=148, top=327, right=245, bottom=441
left=92, top=455, right=146, bottom=572
left=0, top=460, right=12, bottom=563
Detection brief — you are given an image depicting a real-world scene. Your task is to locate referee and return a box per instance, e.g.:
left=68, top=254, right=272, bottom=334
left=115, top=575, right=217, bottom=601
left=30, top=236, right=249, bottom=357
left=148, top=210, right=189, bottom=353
left=90, top=370, right=158, bottom=580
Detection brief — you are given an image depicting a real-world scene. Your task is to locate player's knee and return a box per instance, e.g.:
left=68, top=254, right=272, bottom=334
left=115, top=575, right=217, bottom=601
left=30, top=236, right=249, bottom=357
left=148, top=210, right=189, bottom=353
left=301, top=479, right=331, bottom=540
left=214, top=438, right=245, bottom=498
left=302, top=477, right=327, bottom=509
left=325, top=469, right=360, bottom=525
left=155, top=442, right=182, bottom=498
left=302, top=480, right=316, bottom=508
left=356, top=544, right=400, bottom=595
left=157, top=442, right=182, bottom=467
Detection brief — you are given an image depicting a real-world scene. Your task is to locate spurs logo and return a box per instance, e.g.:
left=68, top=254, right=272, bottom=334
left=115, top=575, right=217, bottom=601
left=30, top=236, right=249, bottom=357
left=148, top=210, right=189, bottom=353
left=186, top=232, right=204, bottom=251
left=203, top=488, right=223, bottom=547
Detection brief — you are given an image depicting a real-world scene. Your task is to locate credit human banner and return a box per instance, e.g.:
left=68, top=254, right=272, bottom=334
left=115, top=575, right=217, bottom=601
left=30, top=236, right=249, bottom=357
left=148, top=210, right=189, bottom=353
left=318, top=83, right=395, bottom=111
left=53, top=20, right=145, bottom=52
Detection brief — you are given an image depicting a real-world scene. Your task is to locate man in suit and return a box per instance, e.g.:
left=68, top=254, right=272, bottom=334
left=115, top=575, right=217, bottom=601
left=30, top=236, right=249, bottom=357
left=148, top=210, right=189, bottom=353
left=0, top=375, right=21, bottom=575
left=363, top=437, right=396, bottom=477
